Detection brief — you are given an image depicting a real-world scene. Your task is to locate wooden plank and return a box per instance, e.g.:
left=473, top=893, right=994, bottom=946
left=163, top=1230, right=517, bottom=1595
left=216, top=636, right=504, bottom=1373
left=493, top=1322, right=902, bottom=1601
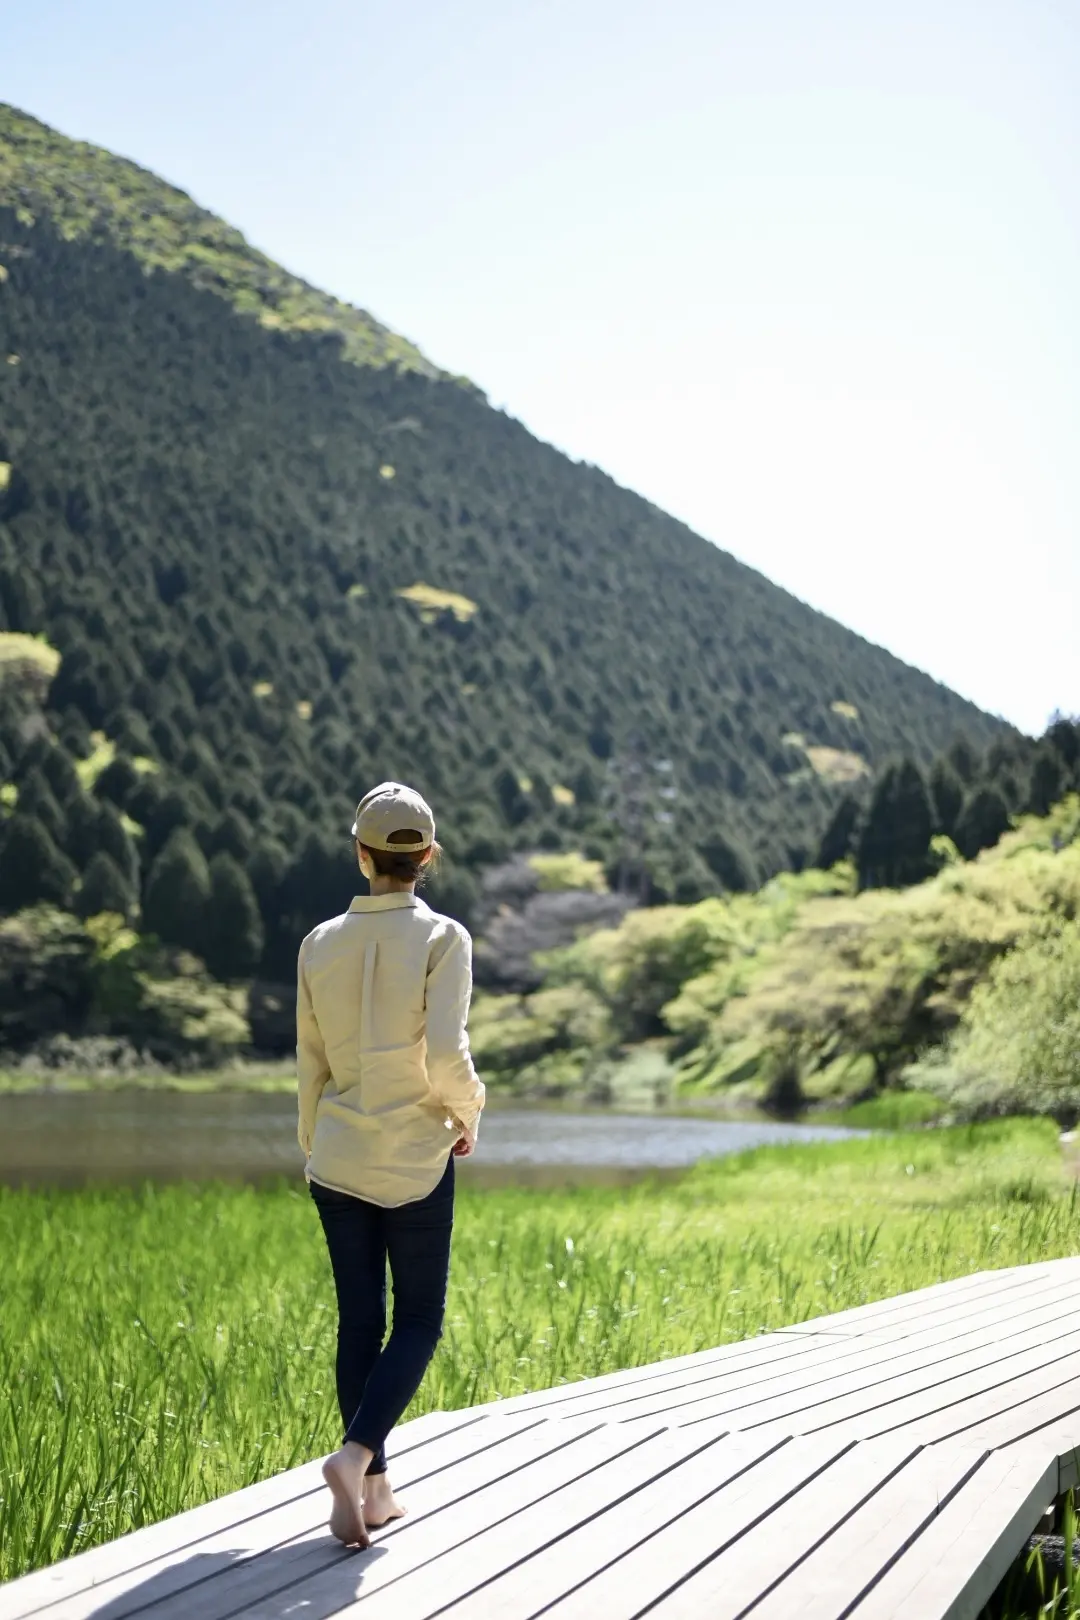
left=425, top=1433, right=822, bottom=1620
left=721, top=1322, right=1080, bottom=1446
left=771, top=1259, right=1080, bottom=1341
left=745, top=1442, right=990, bottom=1620
left=902, top=1368, right=1080, bottom=1454
left=482, top=1259, right=1075, bottom=1422
left=601, top=1286, right=1080, bottom=1431
left=855, top=1363, right=1080, bottom=1451
left=523, top=1434, right=856, bottom=1620
left=13, top=1415, right=612, bottom=1620
left=223, top=1419, right=745, bottom=1620
left=0, top=1408, right=475, bottom=1620
left=483, top=1330, right=839, bottom=1419
left=0, top=1411, right=546, bottom=1620
left=849, top=1440, right=1058, bottom=1620
left=559, top=1436, right=920, bottom=1620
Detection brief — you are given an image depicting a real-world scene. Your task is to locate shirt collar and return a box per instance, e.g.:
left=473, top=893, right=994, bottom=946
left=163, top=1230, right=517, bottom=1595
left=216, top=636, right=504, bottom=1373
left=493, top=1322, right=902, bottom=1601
left=347, top=893, right=422, bottom=914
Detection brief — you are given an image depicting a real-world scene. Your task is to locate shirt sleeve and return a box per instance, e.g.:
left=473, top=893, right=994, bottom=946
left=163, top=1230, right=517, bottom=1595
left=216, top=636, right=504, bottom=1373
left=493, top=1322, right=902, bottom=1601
left=296, top=939, right=331, bottom=1158
left=425, top=924, right=486, bottom=1137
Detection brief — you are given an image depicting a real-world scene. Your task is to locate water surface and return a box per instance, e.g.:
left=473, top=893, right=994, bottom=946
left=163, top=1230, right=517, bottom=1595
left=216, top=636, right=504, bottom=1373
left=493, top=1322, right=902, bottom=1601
left=0, top=1092, right=863, bottom=1188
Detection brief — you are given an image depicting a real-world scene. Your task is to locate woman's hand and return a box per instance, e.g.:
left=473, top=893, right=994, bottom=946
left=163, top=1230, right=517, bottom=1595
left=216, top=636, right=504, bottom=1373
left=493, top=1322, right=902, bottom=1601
left=452, top=1127, right=477, bottom=1158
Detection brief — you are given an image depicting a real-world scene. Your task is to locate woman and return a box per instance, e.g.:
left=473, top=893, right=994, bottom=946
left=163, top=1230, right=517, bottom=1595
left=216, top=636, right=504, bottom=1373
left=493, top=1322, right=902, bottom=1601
left=296, top=780, right=485, bottom=1548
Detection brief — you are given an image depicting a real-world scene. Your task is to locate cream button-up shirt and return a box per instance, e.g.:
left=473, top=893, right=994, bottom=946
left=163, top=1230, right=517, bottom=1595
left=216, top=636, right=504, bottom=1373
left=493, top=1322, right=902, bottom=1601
left=296, top=892, right=486, bottom=1207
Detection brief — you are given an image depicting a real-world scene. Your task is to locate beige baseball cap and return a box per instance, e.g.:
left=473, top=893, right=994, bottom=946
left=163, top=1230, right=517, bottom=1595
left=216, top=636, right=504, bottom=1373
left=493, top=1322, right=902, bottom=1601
left=351, top=781, right=435, bottom=851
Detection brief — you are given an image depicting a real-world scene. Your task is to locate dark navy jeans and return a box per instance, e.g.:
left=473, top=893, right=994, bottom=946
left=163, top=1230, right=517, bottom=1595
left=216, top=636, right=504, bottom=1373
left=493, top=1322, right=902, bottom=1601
left=309, top=1154, right=454, bottom=1473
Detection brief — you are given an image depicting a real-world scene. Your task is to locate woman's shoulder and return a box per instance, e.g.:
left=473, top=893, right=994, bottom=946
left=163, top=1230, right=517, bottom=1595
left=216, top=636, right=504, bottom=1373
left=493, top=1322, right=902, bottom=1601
left=413, top=898, right=472, bottom=950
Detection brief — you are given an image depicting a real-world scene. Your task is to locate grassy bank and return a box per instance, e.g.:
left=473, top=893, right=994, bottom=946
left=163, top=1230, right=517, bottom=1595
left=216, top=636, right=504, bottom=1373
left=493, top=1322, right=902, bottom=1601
left=1, top=1120, right=1076, bottom=1581
left=0, top=1059, right=296, bottom=1095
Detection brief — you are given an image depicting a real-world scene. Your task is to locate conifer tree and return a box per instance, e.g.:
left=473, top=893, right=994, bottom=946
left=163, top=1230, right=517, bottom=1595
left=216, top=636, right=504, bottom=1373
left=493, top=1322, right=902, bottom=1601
left=203, top=852, right=264, bottom=979
left=143, top=827, right=211, bottom=954
left=929, top=757, right=964, bottom=838
left=16, top=768, right=67, bottom=847
left=76, top=850, right=135, bottom=919
left=815, top=794, right=860, bottom=870
left=953, top=786, right=1011, bottom=860
left=40, top=744, right=82, bottom=807
left=855, top=760, right=933, bottom=890
left=0, top=813, right=79, bottom=912
left=1027, top=746, right=1065, bottom=818
left=96, top=800, right=140, bottom=887
left=213, top=807, right=254, bottom=861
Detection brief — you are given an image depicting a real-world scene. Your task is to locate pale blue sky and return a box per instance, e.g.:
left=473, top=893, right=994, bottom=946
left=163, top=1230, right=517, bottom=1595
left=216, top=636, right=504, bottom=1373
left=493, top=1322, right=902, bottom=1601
left=4, top=0, right=1078, bottom=734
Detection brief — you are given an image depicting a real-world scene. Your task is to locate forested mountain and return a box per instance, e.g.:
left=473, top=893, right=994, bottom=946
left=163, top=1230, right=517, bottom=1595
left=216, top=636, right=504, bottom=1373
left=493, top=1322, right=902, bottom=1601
left=0, top=104, right=1012, bottom=982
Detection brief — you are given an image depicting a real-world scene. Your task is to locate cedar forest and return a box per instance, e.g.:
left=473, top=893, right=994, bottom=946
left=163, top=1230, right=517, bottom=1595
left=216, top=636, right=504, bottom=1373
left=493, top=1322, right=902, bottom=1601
left=1, top=103, right=1078, bottom=1093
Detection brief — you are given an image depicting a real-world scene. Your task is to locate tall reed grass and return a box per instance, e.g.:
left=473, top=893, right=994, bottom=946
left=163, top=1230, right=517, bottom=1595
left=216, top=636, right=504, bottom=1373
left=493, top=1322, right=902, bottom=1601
left=1, top=1120, right=1076, bottom=1586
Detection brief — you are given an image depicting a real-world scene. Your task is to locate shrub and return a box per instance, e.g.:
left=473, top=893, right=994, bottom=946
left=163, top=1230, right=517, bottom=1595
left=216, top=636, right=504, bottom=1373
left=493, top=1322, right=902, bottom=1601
left=527, top=851, right=608, bottom=894
left=909, top=920, right=1080, bottom=1121
left=0, top=906, right=95, bottom=1048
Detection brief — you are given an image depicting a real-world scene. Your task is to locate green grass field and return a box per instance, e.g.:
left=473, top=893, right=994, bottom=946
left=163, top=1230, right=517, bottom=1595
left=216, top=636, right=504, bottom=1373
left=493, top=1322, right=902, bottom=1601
left=2, top=1120, right=1079, bottom=1600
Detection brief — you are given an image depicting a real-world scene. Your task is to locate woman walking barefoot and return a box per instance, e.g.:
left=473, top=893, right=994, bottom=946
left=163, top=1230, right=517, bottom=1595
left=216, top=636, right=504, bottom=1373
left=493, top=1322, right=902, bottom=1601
left=296, top=781, right=485, bottom=1548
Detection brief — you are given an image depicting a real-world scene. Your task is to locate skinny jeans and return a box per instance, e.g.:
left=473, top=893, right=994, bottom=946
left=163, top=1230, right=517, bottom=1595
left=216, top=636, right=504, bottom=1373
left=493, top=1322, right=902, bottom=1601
left=309, top=1154, right=454, bottom=1473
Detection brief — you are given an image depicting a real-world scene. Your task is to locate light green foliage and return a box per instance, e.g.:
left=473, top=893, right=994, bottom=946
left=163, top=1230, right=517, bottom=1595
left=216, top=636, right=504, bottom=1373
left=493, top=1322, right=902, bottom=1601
left=134, top=975, right=249, bottom=1053
left=0, top=105, right=446, bottom=379
left=527, top=851, right=608, bottom=893
left=73, top=732, right=115, bottom=788
left=470, top=982, right=609, bottom=1091
left=86, top=915, right=250, bottom=1058
left=395, top=582, right=479, bottom=623
left=825, top=1090, right=948, bottom=1130
left=0, top=632, right=60, bottom=679
left=674, top=824, right=1080, bottom=1095
left=910, top=920, right=1080, bottom=1120
left=0, top=1121, right=1073, bottom=1577
left=543, top=867, right=851, bottom=1050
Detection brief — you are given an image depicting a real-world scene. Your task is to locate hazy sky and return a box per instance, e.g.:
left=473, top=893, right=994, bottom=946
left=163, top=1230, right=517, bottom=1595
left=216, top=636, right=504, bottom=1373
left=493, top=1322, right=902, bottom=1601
left=4, top=0, right=1078, bottom=734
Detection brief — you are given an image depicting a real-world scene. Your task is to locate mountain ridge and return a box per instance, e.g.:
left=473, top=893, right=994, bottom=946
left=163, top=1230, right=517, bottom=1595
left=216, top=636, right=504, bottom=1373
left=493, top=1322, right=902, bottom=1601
left=0, top=103, right=1015, bottom=977
left=0, top=101, right=457, bottom=382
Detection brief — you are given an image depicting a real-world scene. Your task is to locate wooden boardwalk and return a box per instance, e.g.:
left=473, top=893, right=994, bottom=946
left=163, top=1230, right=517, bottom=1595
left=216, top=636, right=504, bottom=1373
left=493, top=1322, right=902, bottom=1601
left=7, top=1256, right=1080, bottom=1620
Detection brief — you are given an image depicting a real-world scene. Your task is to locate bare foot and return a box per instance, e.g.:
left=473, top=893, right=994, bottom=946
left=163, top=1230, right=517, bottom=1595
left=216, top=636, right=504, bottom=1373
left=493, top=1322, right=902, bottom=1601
left=363, top=1473, right=407, bottom=1531
left=322, top=1446, right=370, bottom=1548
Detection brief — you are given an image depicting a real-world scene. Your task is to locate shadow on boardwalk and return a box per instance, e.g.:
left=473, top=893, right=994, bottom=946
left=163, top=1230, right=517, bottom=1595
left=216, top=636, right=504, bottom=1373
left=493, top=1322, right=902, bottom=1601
left=86, top=1539, right=390, bottom=1620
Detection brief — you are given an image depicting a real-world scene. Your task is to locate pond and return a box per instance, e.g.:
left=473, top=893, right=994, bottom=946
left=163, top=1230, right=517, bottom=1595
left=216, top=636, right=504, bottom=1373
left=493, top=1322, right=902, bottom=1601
left=0, top=1092, right=865, bottom=1188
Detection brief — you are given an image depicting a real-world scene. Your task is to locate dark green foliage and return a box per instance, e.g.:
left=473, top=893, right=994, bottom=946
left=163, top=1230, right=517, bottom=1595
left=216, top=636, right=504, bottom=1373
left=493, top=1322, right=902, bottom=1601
left=1048, top=714, right=1080, bottom=770
left=814, top=794, right=861, bottom=870
left=698, top=834, right=756, bottom=893
left=38, top=744, right=81, bottom=806
left=142, top=828, right=211, bottom=954
left=75, top=850, right=135, bottom=919
left=0, top=164, right=1006, bottom=945
left=856, top=760, right=933, bottom=890
left=1029, top=745, right=1066, bottom=818
left=0, top=906, right=95, bottom=1047
left=15, top=768, right=66, bottom=846
left=929, top=758, right=964, bottom=838
left=947, top=736, right=979, bottom=785
left=212, top=808, right=254, bottom=862
left=203, top=852, right=264, bottom=979
left=954, top=786, right=1012, bottom=861
left=94, top=755, right=140, bottom=810
left=64, top=794, right=139, bottom=886
left=424, top=862, right=481, bottom=932
left=0, top=814, right=78, bottom=911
